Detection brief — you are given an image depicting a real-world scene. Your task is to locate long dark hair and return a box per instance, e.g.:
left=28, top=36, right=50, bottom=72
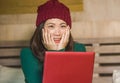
left=30, top=22, right=74, bottom=62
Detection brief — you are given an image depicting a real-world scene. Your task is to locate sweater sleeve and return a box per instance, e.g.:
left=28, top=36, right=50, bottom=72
left=73, top=42, right=86, bottom=52
left=20, top=48, right=43, bottom=83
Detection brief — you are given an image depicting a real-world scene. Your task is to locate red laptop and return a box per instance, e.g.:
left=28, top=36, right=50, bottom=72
left=42, top=52, right=95, bottom=83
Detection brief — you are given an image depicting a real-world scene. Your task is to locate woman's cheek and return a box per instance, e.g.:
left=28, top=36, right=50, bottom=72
left=61, top=29, right=66, bottom=34
left=47, top=29, right=54, bottom=34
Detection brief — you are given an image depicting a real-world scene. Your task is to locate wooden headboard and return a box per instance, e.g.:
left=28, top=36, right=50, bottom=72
left=0, top=37, right=120, bottom=83
left=0, top=41, right=29, bottom=67
left=74, top=37, right=120, bottom=83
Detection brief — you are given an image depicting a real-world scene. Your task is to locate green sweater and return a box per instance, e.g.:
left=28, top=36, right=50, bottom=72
left=20, top=42, right=86, bottom=83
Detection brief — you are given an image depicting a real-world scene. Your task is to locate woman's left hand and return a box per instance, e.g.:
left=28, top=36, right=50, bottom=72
left=57, top=26, right=70, bottom=50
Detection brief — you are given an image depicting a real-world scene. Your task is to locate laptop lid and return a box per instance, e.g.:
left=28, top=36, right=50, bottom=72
left=42, top=52, right=95, bottom=83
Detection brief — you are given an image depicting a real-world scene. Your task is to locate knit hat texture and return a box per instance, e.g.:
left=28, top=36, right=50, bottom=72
left=36, top=0, right=71, bottom=28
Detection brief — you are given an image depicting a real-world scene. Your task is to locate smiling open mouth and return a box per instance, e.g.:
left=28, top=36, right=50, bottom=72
left=54, top=38, right=61, bottom=43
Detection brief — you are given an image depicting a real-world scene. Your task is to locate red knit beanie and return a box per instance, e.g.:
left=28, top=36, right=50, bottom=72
left=36, top=0, right=71, bottom=28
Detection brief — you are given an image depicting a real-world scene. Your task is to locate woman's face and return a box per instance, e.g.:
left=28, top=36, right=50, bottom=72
left=44, top=18, right=69, bottom=44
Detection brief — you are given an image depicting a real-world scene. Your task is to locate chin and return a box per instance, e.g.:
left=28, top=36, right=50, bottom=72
left=55, top=43, right=59, bottom=46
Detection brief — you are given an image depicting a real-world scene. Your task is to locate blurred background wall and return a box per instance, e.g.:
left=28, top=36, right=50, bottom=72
left=0, top=0, right=120, bottom=41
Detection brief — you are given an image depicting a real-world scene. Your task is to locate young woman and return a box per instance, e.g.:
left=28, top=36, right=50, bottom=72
left=20, top=0, right=86, bottom=83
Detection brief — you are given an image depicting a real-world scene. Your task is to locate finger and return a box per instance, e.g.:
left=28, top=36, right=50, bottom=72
left=44, top=28, right=49, bottom=44
left=47, top=29, right=51, bottom=44
left=66, top=28, right=70, bottom=41
left=66, top=26, right=70, bottom=39
left=60, top=32, right=65, bottom=44
left=42, top=29, right=46, bottom=43
left=62, top=28, right=69, bottom=44
left=59, top=26, right=69, bottom=44
left=57, top=33, right=66, bottom=50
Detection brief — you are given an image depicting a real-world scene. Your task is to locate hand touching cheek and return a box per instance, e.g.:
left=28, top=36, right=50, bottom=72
left=42, top=26, right=70, bottom=51
left=42, top=29, right=57, bottom=50
left=57, top=26, right=70, bottom=50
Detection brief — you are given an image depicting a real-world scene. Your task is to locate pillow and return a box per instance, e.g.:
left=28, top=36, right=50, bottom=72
left=0, top=65, right=24, bottom=83
left=113, top=70, right=120, bottom=83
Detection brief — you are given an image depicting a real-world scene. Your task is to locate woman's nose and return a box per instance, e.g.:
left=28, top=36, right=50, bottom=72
left=55, top=29, right=61, bottom=35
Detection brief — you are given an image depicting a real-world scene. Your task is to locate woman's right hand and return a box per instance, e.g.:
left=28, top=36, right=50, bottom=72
left=42, top=28, right=57, bottom=50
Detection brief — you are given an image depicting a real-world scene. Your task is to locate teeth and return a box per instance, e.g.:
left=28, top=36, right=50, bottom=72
left=54, top=38, right=61, bottom=40
left=55, top=40, right=60, bottom=41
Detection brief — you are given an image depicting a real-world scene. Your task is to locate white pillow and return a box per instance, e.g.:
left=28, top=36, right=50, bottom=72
left=0, top=65, right=24, bottom=83
left=113, top=70, right=120, bottom=83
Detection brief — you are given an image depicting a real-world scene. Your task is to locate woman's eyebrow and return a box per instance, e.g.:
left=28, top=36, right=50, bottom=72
left=60, top=23, right=67, bottom=25
left=46, top=23, right=55, bottom=25
left=46, top=23, right=66, bottom=25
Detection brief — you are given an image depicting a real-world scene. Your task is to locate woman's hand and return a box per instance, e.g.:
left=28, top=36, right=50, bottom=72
left=57, top=26, right=70, bottom=50
left=42, top=28, right=57, bottom=50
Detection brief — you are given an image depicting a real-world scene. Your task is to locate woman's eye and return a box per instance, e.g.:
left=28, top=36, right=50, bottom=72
left=61, top=25, right=67, bottom=28
left=48, top=25, right=54, bottom=29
